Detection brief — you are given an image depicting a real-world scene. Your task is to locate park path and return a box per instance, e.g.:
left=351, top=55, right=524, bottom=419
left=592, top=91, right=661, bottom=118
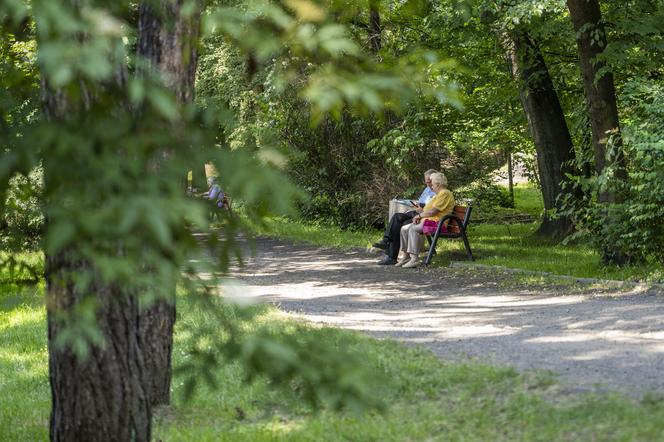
left=230, top=237, right=664, bottom=397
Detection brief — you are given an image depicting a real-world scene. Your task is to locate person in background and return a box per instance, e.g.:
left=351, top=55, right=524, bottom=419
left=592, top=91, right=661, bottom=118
left=396, top=172, right=454, bottom=269
left=204, top=176, right=228, bottom=209
left=375, top=169, right=439, bottom=265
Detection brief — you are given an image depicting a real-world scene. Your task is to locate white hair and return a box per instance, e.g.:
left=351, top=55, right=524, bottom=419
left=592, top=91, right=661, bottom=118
left=429, top=172, right=447, bottom=187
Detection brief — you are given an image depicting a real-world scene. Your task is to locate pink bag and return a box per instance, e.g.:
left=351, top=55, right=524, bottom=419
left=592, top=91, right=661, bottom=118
left=422, top=219, right=446, bottom=235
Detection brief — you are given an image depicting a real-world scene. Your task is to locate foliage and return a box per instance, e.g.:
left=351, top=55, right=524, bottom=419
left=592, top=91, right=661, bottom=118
left=561, top=126, right=664, bottom=265
left=455, top=177, right=514, bottom=209
left=557, top=0, right=664, bottom=263
left=195, top=0, right=537, bottom=229
left=2, top=168, right=43, bottom=251
left=0, top=17, right=42, bottom=251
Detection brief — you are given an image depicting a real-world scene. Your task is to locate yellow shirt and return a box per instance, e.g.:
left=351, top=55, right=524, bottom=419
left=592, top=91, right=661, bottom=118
left=422, top=189, right=454, bottom=222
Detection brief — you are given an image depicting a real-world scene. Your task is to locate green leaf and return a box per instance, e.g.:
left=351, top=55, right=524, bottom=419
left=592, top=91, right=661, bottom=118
left=45, top=220, right=76, bottom=254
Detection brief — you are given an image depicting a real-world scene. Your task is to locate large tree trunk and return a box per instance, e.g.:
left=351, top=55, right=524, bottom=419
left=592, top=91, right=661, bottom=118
left=136, top=0, right=201, bottom=407
left=47, top=255, right=151, bottom=441
left=503, top=29, right=575, bottom=240
left=40, top=25, right=153, bottom=440
left=566, top=0, right=627, bottom=262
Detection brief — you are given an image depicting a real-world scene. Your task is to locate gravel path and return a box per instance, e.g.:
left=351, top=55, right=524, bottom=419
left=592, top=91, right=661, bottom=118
left=231, top=237, right=664, bottom=397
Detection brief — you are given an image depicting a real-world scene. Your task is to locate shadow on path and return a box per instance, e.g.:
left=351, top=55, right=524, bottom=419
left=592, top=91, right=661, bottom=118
left=231, top=237, right=664, bottom=396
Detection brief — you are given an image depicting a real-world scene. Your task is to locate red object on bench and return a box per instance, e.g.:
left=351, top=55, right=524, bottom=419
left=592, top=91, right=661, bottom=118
left=423, top=205, right=474, bottom=265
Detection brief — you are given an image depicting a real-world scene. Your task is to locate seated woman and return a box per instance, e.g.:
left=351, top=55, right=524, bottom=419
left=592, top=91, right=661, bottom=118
left=396, top=172, right=454, bottom=268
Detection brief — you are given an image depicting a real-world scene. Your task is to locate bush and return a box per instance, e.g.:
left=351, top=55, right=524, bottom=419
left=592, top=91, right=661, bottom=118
left=298, top=191, right=377, bottom=229
left=455, top=178, right=514, bottom=209
left=2, top=167, right=43, bottom=251
left=560, top=131, right=664, bottom=264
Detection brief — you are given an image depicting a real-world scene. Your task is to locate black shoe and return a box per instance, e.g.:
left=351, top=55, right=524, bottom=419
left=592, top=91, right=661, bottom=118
left=373, top=239, right=389, bottom=250
left=377, top=257, right=397, bottom=265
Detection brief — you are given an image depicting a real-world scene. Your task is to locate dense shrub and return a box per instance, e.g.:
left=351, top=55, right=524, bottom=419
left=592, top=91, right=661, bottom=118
left=561, top=82, right=664, bottom=264
left=2, top=168, right=43, bottom=251
left=455, top=178, right=514, bottom=209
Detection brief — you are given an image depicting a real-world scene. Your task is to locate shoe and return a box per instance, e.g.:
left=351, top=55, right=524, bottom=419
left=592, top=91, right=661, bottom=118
left=394, top=256, right=411, bottom=267
left=402, top=258, right=420, bottom=269
left=372, top=239, right=389, bottom=250
left=377, top=257, right=397, bottom=266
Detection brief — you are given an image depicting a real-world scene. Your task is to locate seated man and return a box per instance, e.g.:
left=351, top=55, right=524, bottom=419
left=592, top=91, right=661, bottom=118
left=375, top=169, right=439, bottom=265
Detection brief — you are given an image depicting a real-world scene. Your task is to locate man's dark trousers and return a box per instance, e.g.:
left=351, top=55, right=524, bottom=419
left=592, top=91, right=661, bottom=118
left=384, top=210, right=417, bottom=259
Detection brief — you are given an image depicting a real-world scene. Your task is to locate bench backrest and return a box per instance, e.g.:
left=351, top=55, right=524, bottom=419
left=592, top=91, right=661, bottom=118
left=446, top=205, right=472, bottom=234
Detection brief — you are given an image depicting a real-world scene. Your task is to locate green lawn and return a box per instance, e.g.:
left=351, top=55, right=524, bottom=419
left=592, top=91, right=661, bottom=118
left=0, top=283, right=49, bottom=441
left=512, top=183, right=544, bottom=216
left=3, top=280, right=664, bottom=441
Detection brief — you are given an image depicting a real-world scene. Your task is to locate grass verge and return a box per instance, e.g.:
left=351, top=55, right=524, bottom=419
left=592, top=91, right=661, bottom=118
left=3, top=281, right=664, bottom=441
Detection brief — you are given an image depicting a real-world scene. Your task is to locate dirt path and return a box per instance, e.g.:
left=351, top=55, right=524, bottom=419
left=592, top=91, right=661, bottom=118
left=231, top=237, right=664, bottom=397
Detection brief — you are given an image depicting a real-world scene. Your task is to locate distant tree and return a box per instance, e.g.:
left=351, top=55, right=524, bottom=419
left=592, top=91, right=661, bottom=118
left=566, top=0, right=628, bottom=263
left=368, top=0, right=382, bottom=53
left=481, top=2, right=576, bottom=239
left=136, top=0, right=201, bottom=408
left=501, top=28, right=575, bottom=240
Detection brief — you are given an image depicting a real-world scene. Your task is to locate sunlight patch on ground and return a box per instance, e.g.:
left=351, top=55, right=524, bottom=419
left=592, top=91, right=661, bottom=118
left=299, top=312, right=522, bottom=338
left=0, top=308, right=43, bottom=331
left=246, top=283, right=395, bottom=301
left=527, top=335, right=595, bottom=344
left=566, top=349, right=621, bottom=361
left=427, top=294, right=584, bottom=308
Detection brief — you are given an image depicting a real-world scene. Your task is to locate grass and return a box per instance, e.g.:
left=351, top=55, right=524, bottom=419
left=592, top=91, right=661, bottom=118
left=3, top=278, right=664, bottom=441
left=0, top=282, right=49, bottom=441
left=512, top=183, right=544, bottom=216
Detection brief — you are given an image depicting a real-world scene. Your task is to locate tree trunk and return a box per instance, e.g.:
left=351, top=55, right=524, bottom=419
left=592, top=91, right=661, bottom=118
left=506, top=147, right=514, bottom=206
left=137, top=1, right=200, bottom=103
left=368, top=1, right=381, bottom=53
left=136, top=0, right=201, bottom=407
left=503, top=29, right=575, bottom=240
left=566, top=0, right=628, bottom=263
left=47, top=255, right=151, bottom=441
left=566, top=0, right=626, bottom=191
left=138, top=291, right=176, bottom=407
left=40, top=27, right=152, bottom=442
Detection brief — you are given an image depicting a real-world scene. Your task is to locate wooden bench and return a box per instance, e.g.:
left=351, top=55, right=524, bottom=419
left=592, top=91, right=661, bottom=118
left=423, top=205, right=474, bottom=265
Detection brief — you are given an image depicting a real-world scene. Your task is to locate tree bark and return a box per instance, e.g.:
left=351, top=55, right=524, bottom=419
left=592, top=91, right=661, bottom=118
left=566, top=0, right=626, bottom=194
left=39, top=21, right=152, bottom=441
left=503, top=29, right=575, bottom=240
left=136, top=0, right=201, bottom=407
left=138, top=1, right=200, bottom=103
left=47, top=255, right=151, bottom=441
left=506, top=147, right=514, bottom=206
